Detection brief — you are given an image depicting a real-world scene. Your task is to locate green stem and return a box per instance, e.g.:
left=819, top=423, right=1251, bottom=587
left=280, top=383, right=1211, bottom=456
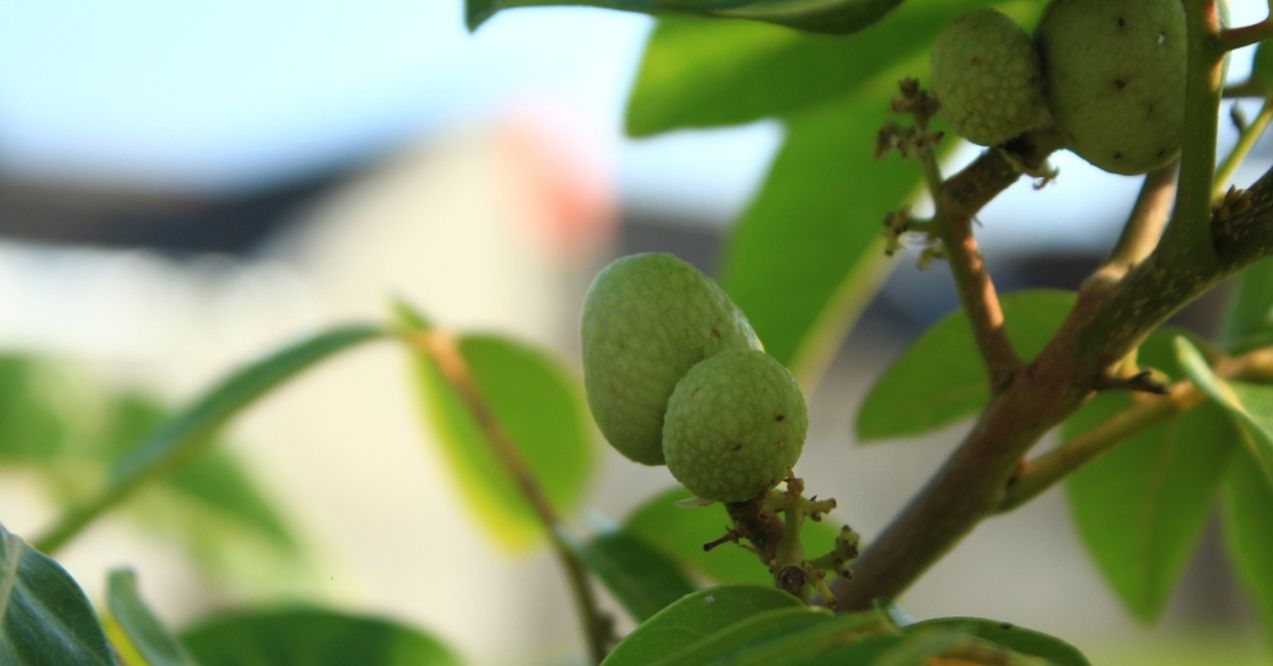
left=413, top=330, right=610, bottom=664
left=1158, top=0, right=1225, bottom=271
left=1214, top=100, right=1273, bottom=199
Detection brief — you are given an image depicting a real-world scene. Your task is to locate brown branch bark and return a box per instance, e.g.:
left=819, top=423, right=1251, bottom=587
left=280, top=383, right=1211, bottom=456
left=830, top=144, right=1273, bottom=611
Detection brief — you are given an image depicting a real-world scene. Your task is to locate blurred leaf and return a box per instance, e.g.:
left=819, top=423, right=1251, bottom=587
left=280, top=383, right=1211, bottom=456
left=857, top=290, right=1076, bottom=442
left=1222, top=259, right=1273, bottom=346
left=875, top=629, right=1044, bottom=666
left=35, top=324, right=388, bottom=554
left=1065, top=331, right=1238, bottom=621
left=101, top=394, right=295, bottom=554
left=181, top=606, right=461, bottom=666
left=467, top=0, right=904, bottom=35
left=0, top=354, right=73, bottom=463
left=1222, top=450, right=1273, bottom=650
left=570, top=531, right=696, bottom=622
left=625, top=1, right=1016, bottom=136
left=0, top=523, right=114, bottom=666
left=402, top=322, right=594, bottom=551
left=904, top=617, right=1089, bottom=666
left=600, top=585, right=803, bottom=666
left=106, top=568, right=197, bottom=666
left=1176, top=337, right=1273, bottom=488
left=718, top=91, right=903, bottom=389
left=624, top=486, right=839, bottom=585
left=1251, top=43, right=1273, bottom=89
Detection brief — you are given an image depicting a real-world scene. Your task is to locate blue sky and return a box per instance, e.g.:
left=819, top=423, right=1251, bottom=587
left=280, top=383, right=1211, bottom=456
left=0, top=1, right=1266, bottom=242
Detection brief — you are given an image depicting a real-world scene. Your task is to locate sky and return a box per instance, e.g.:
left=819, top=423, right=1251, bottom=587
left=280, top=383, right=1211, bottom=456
left=0, top=1, right=1267, bottom=246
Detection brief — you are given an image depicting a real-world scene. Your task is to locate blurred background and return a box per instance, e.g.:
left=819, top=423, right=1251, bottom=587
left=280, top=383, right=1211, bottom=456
left=0, top=1, right=1269, bottom=664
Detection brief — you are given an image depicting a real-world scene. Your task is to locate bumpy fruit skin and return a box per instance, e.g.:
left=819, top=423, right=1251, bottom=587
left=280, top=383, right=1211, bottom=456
left=1036, top=0, right=1186, bottom=174
left=929, top=9, right=1050, bottom=147
left=663, top=350, right=806, bottom=503
left=581, top=253, right=760, bottom=465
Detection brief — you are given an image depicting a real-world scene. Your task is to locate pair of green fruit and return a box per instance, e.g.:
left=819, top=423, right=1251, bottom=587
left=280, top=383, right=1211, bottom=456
left=931, top=0, right=1186, bottom=175
left=580, top=253, right=807, bottom=503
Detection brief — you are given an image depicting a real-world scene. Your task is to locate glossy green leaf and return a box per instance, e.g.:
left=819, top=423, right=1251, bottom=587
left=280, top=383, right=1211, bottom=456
left=180, top=606, right=461, bottom=666
left=1222, top=450, right=1273, bottom=649
left=1222, top=259, right=1273, bottom=346
left=875, top=629, right=1043, bottom=666
left=600, top=585, right=803, bottom=666
left=857, top=290, right=1076, bottom=442
left=403, top=325, right=594, bottom=551
left=719, top=91, right=904, bottom=388
left=625, top=1, right=1016, bottom=136
left=1176, top=337, right=1273, bottom=488
left=34, top=324, right=389, bottom=554
left=571, top=531, right=696, bottom=622
left=1065, top=332, right=1237, bottom=621
left=657, top=607, right=891, bottom=666
left=467, top=0, right=903, bottom=36
left=905, top=617, right=1089, bottom=666
left=0, top=523, right=114, bottom=666
left=624, top=486, right=840, bottom=585
left=106, top=568, right=197, bottom=666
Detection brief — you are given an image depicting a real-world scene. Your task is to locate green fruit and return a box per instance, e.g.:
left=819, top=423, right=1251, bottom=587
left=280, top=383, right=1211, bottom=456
left=1036, top=0, right=1186, bottom=174
left=581, top=253, right=760, bottom=465
left=929, top=9, right=1050, bottom=147
left=663, top=350, right=806, bottom=503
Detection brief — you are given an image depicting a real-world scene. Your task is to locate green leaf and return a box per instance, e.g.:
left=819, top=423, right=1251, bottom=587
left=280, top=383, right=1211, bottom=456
left=625, top=1, right=1015, bottom=136
left=0, top=354, right=74, bottom=463
left=1176, top=337, right=1273, bottom=488
left=571, top=531, right=696, bottom=622
left=180, top=606, right=461, bottom=666
left=600, top=585, right=803, bottom=666
left=1222, top=258, right=1273, bottom=345
left=100, top=395, right=296, bottom=555
left=655, top=607, right=890, bottom=666
left=466, top=0, right=903, bottom=36
left=1222, top=451, right=1273, bottom=649
left=106, top=568, right=197, bottom=666
left=904, top=617, right=1090, bottom=666
left=34, top=324, right=389, bottom=554
left=857, top=290, right=1076, bottom=442
left=624, top=487, right=839, bottom=585
left=0, top=523, right=114, bottom=666
left=718, top=92, right=902, bottom=388
left=1065, top=332, right=1238, bottom=621
left=403, top=325, right=594, bottom=551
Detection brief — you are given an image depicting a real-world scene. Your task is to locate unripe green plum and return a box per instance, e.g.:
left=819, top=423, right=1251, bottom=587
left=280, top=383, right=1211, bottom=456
left=929, top=9, right=1050, bottom=147
left=663, top=350, right=806, bottom=503
left=580, top=253, right=760, bottom=465
left=1036, top=0, right=1186, bottom=174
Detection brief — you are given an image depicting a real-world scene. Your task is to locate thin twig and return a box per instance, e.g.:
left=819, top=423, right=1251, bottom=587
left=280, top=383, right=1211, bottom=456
left=1218, top=19, right=1273, bottom=52
left=415, top=331, right=610, bottom=664
left=1214, top=100, right=1273, bottom=199
left=998, top=347, right=1273, bottom=511
left=1097, top=160, right=1180, bottom=282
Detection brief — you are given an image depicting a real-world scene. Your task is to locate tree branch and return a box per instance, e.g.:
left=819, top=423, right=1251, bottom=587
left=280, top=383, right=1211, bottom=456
left=1214, top=100, right=1273, bottom=199
left=1219, top=18, right=1273, bottom=51
left=414, top=331, right=610, bottom=664
left=831, top=144, right=1273, bottom=612
left=1098, top=161, right=1179, bottom=280
left=930, top=131, right=1065, bottom=388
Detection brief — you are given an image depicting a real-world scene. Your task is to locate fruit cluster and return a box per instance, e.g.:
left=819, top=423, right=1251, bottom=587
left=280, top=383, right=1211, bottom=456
left=930, top=0, right=1186, bottom=175
left=580, top=253, right=807, bottom=503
